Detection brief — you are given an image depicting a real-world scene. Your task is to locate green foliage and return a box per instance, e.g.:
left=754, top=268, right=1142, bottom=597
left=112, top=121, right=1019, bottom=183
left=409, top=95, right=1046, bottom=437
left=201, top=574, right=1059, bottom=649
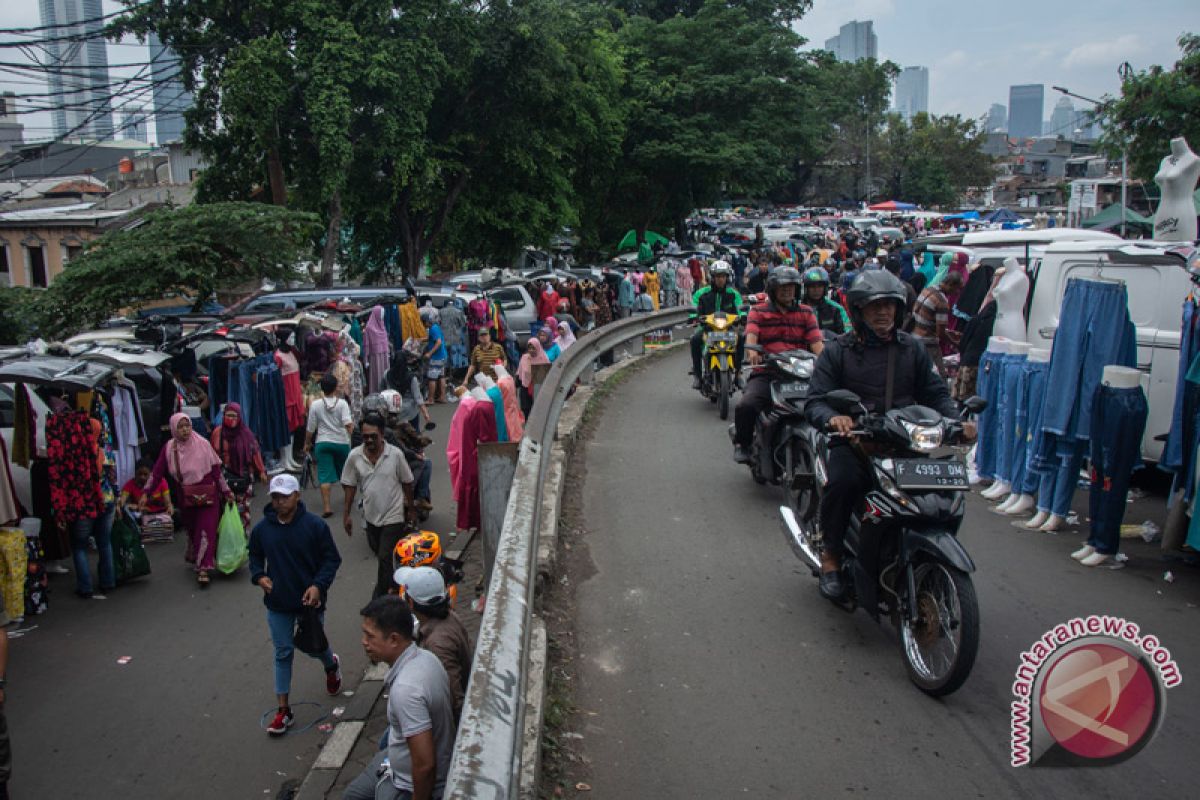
left=0, top=287, right=45, bottom=345
left=874, top=113, right=994, bottom=208
left=38, top=203, right=319, bottom=337
left=1099, top=33, right=1200, bottom=182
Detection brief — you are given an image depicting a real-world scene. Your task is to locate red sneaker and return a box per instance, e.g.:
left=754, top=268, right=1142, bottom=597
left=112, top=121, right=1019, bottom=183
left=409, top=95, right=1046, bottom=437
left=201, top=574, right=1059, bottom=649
left=326, top=653, right=343, bottom=696
left=266, top=708, right=294, bottom=736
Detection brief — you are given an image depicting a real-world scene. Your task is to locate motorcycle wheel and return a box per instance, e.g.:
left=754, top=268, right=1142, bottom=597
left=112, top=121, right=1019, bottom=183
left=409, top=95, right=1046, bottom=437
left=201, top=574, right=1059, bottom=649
left=718, top=371, right=731, bottom=420
left=899, top=561, right=979, bottom=697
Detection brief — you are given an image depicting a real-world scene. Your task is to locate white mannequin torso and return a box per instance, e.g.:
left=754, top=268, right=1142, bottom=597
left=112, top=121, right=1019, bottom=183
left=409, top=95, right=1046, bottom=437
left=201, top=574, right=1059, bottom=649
left=470, top=386, right=490, bottom=402
left=993, top=258, right=1029, bottom=342
left=1008, top=341, right=1031, bottom=358
left=985, top=336, right=1012, bottom=355
left=1102, top=365, right=1141, bottom=389
left=1153, top=137, right=1200, bottom=242
left=1028, top=347, right=1051, bottom=363
left=493, top=364, right=510, bottom=381
left=475, top=374, right=497, bottom=391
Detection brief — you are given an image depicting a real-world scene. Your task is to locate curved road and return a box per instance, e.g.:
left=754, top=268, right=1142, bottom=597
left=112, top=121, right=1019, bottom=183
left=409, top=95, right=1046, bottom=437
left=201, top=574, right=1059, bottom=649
left=570, top=347, right=1199, bottom=798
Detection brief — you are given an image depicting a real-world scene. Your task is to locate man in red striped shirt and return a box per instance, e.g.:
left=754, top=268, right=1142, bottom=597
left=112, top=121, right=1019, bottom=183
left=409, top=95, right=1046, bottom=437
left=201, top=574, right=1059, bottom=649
left=733, top=266, right=824, bottom=463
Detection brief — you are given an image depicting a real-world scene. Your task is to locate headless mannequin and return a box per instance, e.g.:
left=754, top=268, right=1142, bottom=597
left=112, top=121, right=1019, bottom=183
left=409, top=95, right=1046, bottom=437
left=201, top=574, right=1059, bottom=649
left=1070, top=365, right=1143, bottom=563
left=979, top=337, right=1014, bottom=500
left=998, top=346, right=1049, bottom=517
left=991, top=258, right=1028, bottom=343
left=493, top=364, right=510, bottom=381
left=985, top=341, right=1030, bottom=505
left=1153, top=137, right=1200, bottom=242
left=470, top=386, right=489, bottom=402
left=475, top=374, right=497, bottom=392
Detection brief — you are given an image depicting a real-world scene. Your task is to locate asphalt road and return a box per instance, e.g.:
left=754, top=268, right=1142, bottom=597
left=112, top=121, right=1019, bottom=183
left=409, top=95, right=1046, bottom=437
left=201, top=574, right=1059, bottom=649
left=571, top=347, right=1200, bottom=799
left=5, top=402, right=461, bottom=800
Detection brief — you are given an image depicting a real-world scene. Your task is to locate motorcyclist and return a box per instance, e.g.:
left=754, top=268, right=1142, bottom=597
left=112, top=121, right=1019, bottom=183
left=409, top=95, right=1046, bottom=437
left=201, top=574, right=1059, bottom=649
left=732, top=266, right=824, bottom=464
left=805, top=271, right=975, bottom=600
left=689, top=260, right=744, bottom=389
left=802, top=267, right=850, bottom=335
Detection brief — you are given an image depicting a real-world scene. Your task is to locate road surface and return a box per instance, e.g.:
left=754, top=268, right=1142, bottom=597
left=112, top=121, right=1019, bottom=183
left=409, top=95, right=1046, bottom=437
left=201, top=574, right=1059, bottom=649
left=569, top=347, right=1199, bottom=798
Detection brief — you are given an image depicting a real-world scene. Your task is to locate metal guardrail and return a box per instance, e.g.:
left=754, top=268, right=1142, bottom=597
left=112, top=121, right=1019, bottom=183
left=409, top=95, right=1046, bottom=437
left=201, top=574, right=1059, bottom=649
left=445, top=306, right=693, bottom=798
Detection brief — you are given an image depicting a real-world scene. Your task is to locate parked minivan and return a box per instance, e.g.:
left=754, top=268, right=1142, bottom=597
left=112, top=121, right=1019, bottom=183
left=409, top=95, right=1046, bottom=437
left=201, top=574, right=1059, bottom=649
left=1024, top=241, right=1192, bottom=462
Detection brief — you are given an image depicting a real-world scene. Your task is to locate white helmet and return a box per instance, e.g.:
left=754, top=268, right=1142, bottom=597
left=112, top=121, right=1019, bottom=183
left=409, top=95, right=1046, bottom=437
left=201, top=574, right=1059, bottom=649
left=709, top=260, right=733, bottom=278
left=378, top=389, right=404, bottom=415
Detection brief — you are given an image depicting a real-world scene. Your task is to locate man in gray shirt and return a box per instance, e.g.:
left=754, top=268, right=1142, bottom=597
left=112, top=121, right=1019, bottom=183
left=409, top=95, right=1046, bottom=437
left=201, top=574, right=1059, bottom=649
left=344, top=596, right=455, bottom=800
left=342, top=414, right=416, bottom=598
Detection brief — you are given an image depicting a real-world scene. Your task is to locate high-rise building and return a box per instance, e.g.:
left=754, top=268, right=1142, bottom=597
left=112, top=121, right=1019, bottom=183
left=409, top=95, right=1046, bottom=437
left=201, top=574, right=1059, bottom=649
left=0, top=91, right=25, bottom=152
left=985, top=103, right=1007, bottom=133
left=1048, top=96, right=1075, bottom=138
left=1073, top=109, right=1100, bottom=140
left=148, top=33, right=193, bottom=144
left=824, top=20, right=878, bottom=63
left=119, top=108, right=148, bottom=142
left=38, top=0, right=115, bottom=141
left=1008, top=84, right=1044, bottom=140
left=893, top=66, right=929, bottom=121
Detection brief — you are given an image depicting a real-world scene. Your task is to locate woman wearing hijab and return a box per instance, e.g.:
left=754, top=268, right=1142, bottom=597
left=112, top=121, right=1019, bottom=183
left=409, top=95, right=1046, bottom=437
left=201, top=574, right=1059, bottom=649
left=516, top=337, right=551, bottom=415
left=363, top=305, right=391, bottom=394
left=210, top=402, right=265, bottom=528
left=539, top=326, right=561, bottom=362
left=148, top=413, right=232, bottom=586
left=554, top=320, right=576, bottom=352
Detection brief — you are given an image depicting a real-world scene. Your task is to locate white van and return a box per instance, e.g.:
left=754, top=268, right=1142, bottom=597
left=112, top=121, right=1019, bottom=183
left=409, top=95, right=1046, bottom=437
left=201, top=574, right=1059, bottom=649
left=1024, top=241, right=1192, bottom=462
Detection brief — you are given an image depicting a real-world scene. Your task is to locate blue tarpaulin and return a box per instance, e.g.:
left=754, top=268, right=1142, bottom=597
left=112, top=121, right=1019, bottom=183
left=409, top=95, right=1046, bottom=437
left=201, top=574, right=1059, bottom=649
left=983, top=208, right=1021, bottom=223
left=942, top=211, right=980, bottom=221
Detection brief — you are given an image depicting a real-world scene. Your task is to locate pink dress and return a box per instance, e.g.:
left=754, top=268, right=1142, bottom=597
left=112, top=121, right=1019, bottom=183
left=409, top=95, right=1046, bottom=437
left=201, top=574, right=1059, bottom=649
left=454, top=398, right=498, bottom=531
left=274, top=350, right=306, bottom=431
left=497, top=375, right=525, bottom=442
left=446, top=395, right=477, bottom=495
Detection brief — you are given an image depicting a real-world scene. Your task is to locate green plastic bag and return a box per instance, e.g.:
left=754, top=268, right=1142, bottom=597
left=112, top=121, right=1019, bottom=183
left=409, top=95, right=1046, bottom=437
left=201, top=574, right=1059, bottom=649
left=113, top=509, right=151, bottom=583
left=216, top=502, right=248, bottom=575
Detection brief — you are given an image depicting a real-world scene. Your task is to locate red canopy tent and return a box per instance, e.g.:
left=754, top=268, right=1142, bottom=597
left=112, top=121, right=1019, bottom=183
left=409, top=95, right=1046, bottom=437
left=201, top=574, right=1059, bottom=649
left=867, top=200, right=917, bottom=211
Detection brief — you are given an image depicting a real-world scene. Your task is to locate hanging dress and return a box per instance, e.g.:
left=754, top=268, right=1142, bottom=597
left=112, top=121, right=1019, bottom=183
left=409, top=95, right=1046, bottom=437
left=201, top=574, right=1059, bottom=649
left=486, top=386, right=508, bottom=443
left=446, top=395, right=478, bottom=496
left=496, top=374, right=525, bottom=442
left=364, top=306, right=392, bottom=395
left=454, top=397, right=498, bottom=531
left=274, top=348, right=307, bottom=432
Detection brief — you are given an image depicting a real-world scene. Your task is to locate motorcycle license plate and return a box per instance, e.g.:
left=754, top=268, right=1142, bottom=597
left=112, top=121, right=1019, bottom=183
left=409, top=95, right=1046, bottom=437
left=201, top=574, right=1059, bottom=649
left=892, top=458, right=969, bottom=490
left=708, top=332, right=737, bottom=344
left=779, top=381, right=808, bottom=396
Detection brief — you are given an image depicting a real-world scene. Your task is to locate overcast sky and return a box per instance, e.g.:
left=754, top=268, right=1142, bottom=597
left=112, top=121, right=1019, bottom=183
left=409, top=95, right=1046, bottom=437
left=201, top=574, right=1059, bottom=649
left=3, top=0, right=1200, bottom=143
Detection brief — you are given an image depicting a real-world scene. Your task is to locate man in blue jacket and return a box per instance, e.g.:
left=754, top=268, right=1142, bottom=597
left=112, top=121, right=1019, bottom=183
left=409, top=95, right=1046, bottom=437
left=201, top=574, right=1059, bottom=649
left=250, top=474, right=344, bottom=736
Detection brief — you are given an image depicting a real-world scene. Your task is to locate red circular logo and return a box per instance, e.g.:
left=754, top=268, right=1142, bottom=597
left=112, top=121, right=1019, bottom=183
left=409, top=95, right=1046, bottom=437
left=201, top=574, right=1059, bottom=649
left=1038, top=642, right=1157, bottom=761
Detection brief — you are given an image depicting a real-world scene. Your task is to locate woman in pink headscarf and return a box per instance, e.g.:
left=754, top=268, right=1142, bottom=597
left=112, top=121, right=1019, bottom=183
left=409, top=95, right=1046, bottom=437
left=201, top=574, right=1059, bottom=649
left=363, top=305, right=391, bottom=394
left=516, top=337, right=551, bottom=416
left=554, top=321, right=577, bottom=352
left=210, top=402, right=265, bottom=527
left=148, top=413, right=231, bottom=586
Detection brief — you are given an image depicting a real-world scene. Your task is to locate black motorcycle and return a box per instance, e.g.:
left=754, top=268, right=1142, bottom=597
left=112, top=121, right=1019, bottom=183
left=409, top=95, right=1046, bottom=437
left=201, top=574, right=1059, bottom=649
left=730, top=345, right=818, bottom=486
left=779, top=388, right=985, bottom=697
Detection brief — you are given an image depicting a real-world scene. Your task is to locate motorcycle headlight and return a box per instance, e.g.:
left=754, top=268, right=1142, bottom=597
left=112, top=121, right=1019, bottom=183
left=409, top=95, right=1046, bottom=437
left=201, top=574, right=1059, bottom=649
left=712, top=316, right=730, bottom=330
left=901, top=421, right=943, bottom=452
left=787, top=357, right=813, bottom=378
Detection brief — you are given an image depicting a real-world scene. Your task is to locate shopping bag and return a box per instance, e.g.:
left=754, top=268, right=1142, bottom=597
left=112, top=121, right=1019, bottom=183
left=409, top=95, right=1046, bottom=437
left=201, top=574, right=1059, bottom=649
left=293, top=606, right=329, bottom=656
left=215, top=502, right=248, bottom=575
left=112, top=509, right=152, bottom=583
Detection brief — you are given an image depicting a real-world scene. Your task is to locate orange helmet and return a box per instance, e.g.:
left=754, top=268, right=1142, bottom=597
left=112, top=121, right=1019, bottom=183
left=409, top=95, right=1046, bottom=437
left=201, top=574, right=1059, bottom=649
left=393, top=531, right=442, bottom=570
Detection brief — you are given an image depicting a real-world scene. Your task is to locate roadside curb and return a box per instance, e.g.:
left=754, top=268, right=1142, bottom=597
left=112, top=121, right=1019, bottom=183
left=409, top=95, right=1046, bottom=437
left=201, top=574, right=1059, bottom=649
left=293, top=663, right=389, bottom=800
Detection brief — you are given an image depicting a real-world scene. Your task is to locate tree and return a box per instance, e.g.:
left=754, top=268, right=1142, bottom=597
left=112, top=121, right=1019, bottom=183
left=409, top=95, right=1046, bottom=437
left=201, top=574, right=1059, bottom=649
left=1098, top=33, right=1200, bottom=182
left=37, top=203, right=320, bottom=337
left=0, top=287, right=45, bottom=345
left=874, top=113, right=994, bottom=208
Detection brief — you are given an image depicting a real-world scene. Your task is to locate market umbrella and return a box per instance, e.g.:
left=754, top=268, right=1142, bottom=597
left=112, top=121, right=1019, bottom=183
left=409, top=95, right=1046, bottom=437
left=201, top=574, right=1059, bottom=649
left=983, top=208, right=1021, bottom=224
left=1081, top=204, right=1153, bottom=231
left=617, top=229, right=669, bottom=251
left=942, top=211, right=981, bottom=221
left=867, top=200, right=917, bottom=211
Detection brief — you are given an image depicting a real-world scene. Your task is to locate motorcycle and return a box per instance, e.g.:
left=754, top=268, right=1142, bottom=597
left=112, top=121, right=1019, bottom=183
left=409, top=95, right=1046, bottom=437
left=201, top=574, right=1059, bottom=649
left=730, top=344, right=818, bottom=486
left=696, top=310, right=742, bottom=420
left=779, top=388, right=986, bottom=697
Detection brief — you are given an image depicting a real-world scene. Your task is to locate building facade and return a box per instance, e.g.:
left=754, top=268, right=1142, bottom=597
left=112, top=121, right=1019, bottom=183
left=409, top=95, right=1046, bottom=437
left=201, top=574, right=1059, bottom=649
left=985, top=103, right=1007, bottom=133
left=38, top=0, right=115, bottom=141
left=824, top=20, right=878, bottom=62
left=0, top=92, right=24, bottom=153
left=148, top=34, right=193, bottom=144
left=893, top=66, right=929, bottom=121
left=1008, top=84, right=1044, bottom=141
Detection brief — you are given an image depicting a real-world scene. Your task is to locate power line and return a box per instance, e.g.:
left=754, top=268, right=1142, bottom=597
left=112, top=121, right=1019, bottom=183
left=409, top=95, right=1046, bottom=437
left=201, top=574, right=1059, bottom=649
left=0, top=4, right=149, bottom=36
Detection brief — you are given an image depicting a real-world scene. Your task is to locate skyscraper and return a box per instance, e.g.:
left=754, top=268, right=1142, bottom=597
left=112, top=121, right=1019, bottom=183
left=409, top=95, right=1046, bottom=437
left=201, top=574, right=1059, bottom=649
left=1048, top=96, right=1075, bottom=138
left=893, top=66, right=929, bottom=121
left=1008, top=84, right=1044, bottom=140
left=119, top=108, right=148, bottom=142
left=985, top=103, right=1007, bottom=133
left=38, top=0, right=115, bottom=141
left=824, top=20, right=878, bottom=62
left=148, top=33, right=193, bottom=144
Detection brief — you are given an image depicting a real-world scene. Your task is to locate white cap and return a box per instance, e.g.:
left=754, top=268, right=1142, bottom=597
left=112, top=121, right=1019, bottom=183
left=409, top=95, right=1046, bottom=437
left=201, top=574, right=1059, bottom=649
left=393, top=566, right=447, bottom=605
left=269, top=474, right=301, bottom=496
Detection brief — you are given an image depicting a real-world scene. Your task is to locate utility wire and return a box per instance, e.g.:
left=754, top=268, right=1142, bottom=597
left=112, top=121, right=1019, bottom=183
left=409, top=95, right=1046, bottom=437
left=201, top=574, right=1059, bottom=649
left=0, top=4, right=149, bottom=36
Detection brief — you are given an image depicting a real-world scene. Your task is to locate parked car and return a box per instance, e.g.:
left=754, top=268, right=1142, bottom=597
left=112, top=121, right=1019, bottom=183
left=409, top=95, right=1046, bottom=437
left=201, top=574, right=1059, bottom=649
left=229, top=285, right=411, bottom=322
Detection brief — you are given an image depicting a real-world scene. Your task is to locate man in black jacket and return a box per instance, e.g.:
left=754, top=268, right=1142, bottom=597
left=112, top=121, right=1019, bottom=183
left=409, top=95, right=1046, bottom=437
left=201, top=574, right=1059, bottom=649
left=805, top=271, right=974, bottom=600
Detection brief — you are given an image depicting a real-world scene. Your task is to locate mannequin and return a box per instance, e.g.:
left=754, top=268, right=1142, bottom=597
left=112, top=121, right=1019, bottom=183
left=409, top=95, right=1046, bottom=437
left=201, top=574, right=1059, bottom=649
left=1153, top=137, right=1200, bottom=242
left=985, top=341, right=1030, bottom=504
left=991, top=258, right=1029, bottom=343
left=978, top=337, right=1013, bottom=500
left=493, top=364, right=510, bottom=381
left=997, top=347, right=1050, bottom=516
left=470, top=386, right=489, bottom=402
left=475, top=373, right=497, bottom=391
left=1101, top=365, right=1141, bottom=389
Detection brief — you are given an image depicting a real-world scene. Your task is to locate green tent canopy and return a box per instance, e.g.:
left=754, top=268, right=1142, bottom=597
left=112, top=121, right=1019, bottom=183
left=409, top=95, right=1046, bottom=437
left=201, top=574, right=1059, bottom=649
left=1081, top=203, right=1153, bottom=231
left=617, top=229, right=669, bottom=251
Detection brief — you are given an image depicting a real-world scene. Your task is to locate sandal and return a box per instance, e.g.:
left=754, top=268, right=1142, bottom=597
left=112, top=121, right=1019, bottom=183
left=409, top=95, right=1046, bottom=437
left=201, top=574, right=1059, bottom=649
left=197, top=571, right=211, bottom=587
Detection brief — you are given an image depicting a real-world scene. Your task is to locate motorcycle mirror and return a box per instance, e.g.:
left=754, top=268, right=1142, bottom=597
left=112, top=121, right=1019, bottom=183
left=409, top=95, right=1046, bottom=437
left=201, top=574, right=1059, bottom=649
left=744, top=343, right=764, bottom=353
left=961, top=395, right=988, bottom=415
left=824, top=389, right=862, bottom=413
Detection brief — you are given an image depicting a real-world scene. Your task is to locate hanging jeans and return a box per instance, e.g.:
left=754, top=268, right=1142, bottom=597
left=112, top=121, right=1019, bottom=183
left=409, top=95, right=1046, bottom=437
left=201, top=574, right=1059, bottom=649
left=974, top=350, right=1005, bottom=479
left=996, top=354, right=1027, bottom=484
left=1008, top=362, right=1046, bottom=494
left=1033, top=435, right=1087, bottom=518
left=71, top=504, right=115, bottom=595
left=1039, top=278, right=1137, bottom=446
left=1086, top=385, right=1148, bottom=555
left=1162, top=300, right=1199, bottom=473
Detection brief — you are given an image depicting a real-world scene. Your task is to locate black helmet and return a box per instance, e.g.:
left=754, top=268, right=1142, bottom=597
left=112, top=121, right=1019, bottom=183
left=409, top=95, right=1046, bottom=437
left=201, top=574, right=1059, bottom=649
left=766, top=266, right=802, bottom=296
left=845, top=271, right=907, bottom=333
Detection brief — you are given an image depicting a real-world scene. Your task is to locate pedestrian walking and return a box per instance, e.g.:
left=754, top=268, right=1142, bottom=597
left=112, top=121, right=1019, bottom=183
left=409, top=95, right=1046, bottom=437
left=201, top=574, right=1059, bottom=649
left=394, top=566, right=473, bottom=724
left=249, top=474, right=343, bottom=737
left=210, top=402, right=265, bottom=528
left=147, top=413, right=233, bottom=587
left=343, top=595, right=455, bottom=800
left=341, top=414, right=416, bottom=598
left=463, top=327, right=506, bottom=385
left=304, top=373, right=354, bottom=519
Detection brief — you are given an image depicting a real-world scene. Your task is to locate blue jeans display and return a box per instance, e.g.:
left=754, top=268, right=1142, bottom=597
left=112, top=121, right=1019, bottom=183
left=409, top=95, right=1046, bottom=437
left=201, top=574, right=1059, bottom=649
left=1016, top=361, right=1050, bottom=495
left=995, top=354, right=1027, bottom=483
left=1034, top=436, right=1087, bottom=518
left=1163, top=300, right=1199, bottom=474
left=71, top=504, right=115, bottom=595
left=1039, top=278, right=1136, bottom=446
left=974, top=350, right=1005, bottom=479
left=266, top=609, right=336, bottom=696
left=1086, top=386, right=1148, bottom=555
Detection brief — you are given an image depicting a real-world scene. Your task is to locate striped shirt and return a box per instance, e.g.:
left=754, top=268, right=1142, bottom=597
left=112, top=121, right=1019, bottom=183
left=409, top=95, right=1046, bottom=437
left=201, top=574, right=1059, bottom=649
left=469, top=342, right=507, bottom=379
left=911, top=287, right=949, bottom=339
left=746, top=302, right=822, bottom=354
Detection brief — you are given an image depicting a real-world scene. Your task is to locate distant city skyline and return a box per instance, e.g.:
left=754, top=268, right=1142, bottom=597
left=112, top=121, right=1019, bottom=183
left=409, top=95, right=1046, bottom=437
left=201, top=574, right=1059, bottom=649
left=893, top=66, right=929, bottom=121
left=38, top=0, right=114, bottom=141
left=823, top=20, right=878, bottom=63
